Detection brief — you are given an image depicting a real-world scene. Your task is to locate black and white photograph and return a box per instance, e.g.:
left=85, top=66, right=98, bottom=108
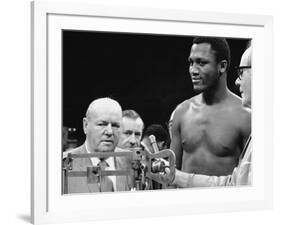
left=62, top=31, right=252, bottom=194
left=29, top=1, right=275, bottom=224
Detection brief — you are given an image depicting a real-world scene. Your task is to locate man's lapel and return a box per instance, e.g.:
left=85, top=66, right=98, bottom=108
left=75, top=144, right=92, bottom=170
left=115, top=148, right=133, bottom=191
left=75, top=145, right=100, bottom=192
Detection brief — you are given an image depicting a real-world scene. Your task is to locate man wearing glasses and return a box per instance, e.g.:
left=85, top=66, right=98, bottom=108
left=170, top=37, right=251, bottom=185
left=167, top=45, right=253, bottom=187
left=235, top=64, right=252, bottom=108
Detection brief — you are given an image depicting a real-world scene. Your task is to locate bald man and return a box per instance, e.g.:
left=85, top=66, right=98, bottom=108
left=63, top=97, right=122, bottom=193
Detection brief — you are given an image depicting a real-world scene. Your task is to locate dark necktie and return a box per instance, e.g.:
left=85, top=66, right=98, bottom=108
left=97, top=159, right=113, bottom=192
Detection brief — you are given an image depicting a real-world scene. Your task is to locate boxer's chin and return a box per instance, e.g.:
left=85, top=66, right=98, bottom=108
left=192, top=85, right=205, bottom=93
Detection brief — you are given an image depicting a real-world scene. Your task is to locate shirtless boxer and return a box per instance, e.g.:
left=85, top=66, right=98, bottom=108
left=171, top=37, right=251, bottom=176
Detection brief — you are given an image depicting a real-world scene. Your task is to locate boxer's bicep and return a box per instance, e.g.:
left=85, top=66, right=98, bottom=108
left=170, top=117, right=183, bottom=170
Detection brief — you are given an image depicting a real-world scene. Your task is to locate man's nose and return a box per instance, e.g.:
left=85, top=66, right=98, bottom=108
left=129, top=134, right=137, bottom=146
left=104, top=124, right=113, bottom=135
left=189, top=64, right=199, bottom=75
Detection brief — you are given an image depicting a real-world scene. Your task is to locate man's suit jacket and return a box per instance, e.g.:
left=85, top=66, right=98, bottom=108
left=63, top=145, right=114, bottom=194
left=115, top=147, right=134, bottom=191
left=63, top=145, right=133, bottom=194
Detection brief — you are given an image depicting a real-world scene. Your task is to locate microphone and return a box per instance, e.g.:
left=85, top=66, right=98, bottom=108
left=148, top=135, right=159, bottom=153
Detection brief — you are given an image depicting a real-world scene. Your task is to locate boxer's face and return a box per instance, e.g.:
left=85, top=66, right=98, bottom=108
left=188, top=43, right=223, bottom=93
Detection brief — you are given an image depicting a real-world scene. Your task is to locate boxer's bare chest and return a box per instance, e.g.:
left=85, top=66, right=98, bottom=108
left=180, top=103, right=241, bottom=157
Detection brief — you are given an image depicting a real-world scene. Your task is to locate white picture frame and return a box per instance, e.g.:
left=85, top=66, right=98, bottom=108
left=31, top=0, right=273, bottom=224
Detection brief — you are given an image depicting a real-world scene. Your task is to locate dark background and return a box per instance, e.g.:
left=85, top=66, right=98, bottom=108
left=63, top=30, right=250, bottom=146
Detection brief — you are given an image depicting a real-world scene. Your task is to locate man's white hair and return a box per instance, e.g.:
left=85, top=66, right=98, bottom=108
left=86, top=97, right=122, bottom=119
left=241, top=46, right=252, bottom=67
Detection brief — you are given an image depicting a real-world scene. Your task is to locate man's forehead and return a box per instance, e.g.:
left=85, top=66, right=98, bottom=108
left=90, top=101, right=121, bottom=114
left=190, top=43, right=215, bottom=57
left=95, top=105, right=121, bottom=114
left=122, top=117, right=143, bottom=128
left=87, top=98, right=122, bottom=115
left=89, top=106, right=122, bottom=121
left=240, top=47, right=251, bottom=66
left=191, top=43, right=212, bottom=51
left=240, top=57, right=248, bottom=67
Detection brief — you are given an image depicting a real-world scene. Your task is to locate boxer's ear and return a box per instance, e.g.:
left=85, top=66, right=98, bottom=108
left=218, top=60, right=228, bottom=74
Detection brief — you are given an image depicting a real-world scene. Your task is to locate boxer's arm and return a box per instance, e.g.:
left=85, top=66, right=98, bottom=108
left=170, top=111, right=183, bottom=170
left=172, top=169, right=232, bottom=188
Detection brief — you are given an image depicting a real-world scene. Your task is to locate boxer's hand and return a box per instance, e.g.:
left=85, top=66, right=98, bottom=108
left=152, top=158, right=175, bottom=185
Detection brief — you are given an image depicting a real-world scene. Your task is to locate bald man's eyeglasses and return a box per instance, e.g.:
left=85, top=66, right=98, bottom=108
left=235, top=66, right=251, bottom=80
